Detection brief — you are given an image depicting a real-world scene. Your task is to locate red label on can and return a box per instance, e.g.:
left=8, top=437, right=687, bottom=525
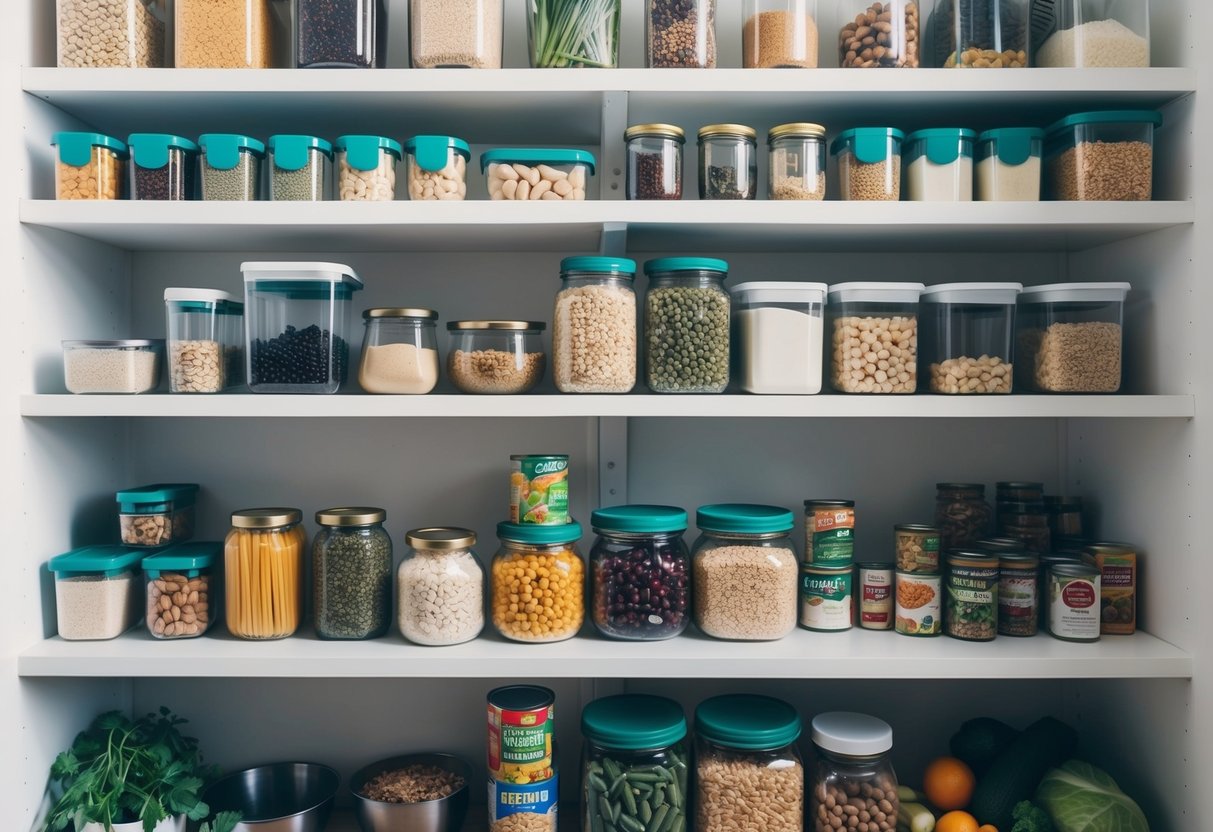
left=1062, top=581, right=1096, bottom=608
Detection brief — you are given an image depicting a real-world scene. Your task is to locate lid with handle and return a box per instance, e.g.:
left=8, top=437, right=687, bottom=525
left=830, top=127, right=905, bottom=163
left=977, top=128, right=1045, bottom=166
left=127, top=133, right=199, bottom=169
left=404, top=135, right=472, bottom=171
left=198, top=134, right=266, bottom=169
left=116, top=483, right=200, bottom=513
left=1018, top=283, right=1130, bottom=304
left=52, top=132, right=129, bottom=166
left=268, top=135, right=335, bottom=170
left=904, top=128, right=978, bottom=166
left=336, top=135, right=405, bottom=170
left=143, top=541, right=221, bottom=575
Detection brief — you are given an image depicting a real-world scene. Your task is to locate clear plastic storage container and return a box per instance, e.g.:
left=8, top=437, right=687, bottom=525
left=62, top=339, right=162, bottom=394
left=768, top=123, right=827, bottom=201
left=50, top=545, right=143, bottom=641
left=827, top=282, right=924, bottom=393
left=242, top=261, right=364, bottom=394
left=483, top=149, right=595, bottom=200
left=143, top=541, right=218, bottom=639
left=809, top=712, right=898, bottom=832
left=648, top=0, right=716, bottom=66
left=411, top=0, right=502, bottom=67
left=625, top=124, right=685, bottom=200
left=297, top=0, right=386, bottom=67
left=921, top=282, right=1021, bottom=394
left=116, top=483, right=199, bottom=548
left=1032, top=0, right=1149, bottom=66
left=644, top=258, right=731, bottom=394
left=926, top=0, right=1028, bottom=66
left=553, top=256, right=637, bottom=394
left=904, top=128, right=976, bottom=201
left=52, top=132, right=126, bottom=200
left=312, top=507, right=393, bottom=640
left=57, top=0, right=166, bottom=67
left=199, top=134, right=265, bottom=201
left=837, top=0, right=921, bottom=67
left=1045, top=110, right=1161, bottom=201
left=1016, top=282, right=1129, bottom=393
left=743, top=0, right=819, bottom=67
left=491, top=521, right=585, bottom=643
left=831, top=128, right=903, bottom=201
left=529, top=0, right=621, bottom=66
left=405, top=135, right=470, bottom=201
left=359, top=308, right=440, bottom=395
left=447, top=321, right=547, bottom=394
left=699, top=124, right=758, bottom=200
left=268, top=135, right=333, bottom=202
left=175, top=0, right=272, bottom=68
left=128, top=133, right=197, bottom=201
left=224, top=508, right=307, bottom=640
left=335, top=135, right=400, bottom=202
left=732, top=282, right=827, bottom=395
left=976, top=127, right=1043, bottom=201
left=165, top=288, right=242, bottom=393
left=398, top=527, right=485, bottom=646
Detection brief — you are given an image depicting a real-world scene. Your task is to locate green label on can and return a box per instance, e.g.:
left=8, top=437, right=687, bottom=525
left=805, top=504, right=856, bottom=565
left=511, top=456, right=570, bottom=526
left=800, top=566, right=853, bottom=631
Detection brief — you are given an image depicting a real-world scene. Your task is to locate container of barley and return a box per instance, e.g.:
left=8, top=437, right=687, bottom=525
left=804, top=500, right=855, bottom=566
left=648, top=0, right=716, bottom=67
left=199, top=134, right=265, bottom=201
left=904, top=128, right=976, bottom=201
left=857, top=562, right=893, bottom=629
left=359, top=308, right=440, bottom=395
left=644, top=258, right=731, bottom=394
left=553, top=257, right=637, bottom=393
left=625, top=124, right=684, bottom=201
left=448, top=321, right=547, bottom=394
left=744, top=0, right=819, bottom=67
left=492, top=521, right=585, bottom=643
left=268, top=135, right=332, bottom=202
left=695, top=694, right=803, bottom=832
left=405, top=135, right=470, bottom=201
left=934, top=483, right=992, bottom=549
left=482, top=149, right=595, bottom=201
left=175, top=0, right=272, bottom=68
left=997, top=550, right=1038, bottom=636
left=732, top=282, right=827, bottom=394
left=1087, top=542, right=1137, bottom=635
left=297, top=0, right=386, bottom=67
left=976, top=128, right=1044, bottom=201
left=921, top=282, right=1021, bottom=394
left=1033, top=0, right=1149, bottom=67
left=398, top=528, right=484, bottom=646
left=410, top=0, right=503, bottom=68
left=895, top=569, right=940, bottom=636
left=926, top=0, right=1028, bottom=67
left=1016, top=282, right=1130, bottom=393
left=57, top=0, right=166, bottom=67
left=827, top=282, right=923, bottom=393
left=224, top=508, right=307, bottom=640
left=128, top=133, right=198, bottom=201
left=894, top=524, right=940, bottom=572
left=810, top=712, right=899, bottom=832
left=165, top=288, right=240, bottom=393
left=313, top=507, right=393, bottom=640
left=1048, top=561, right=1101, bottom=642
left=831, top=128, right=903, bottom=201
left=838, top=0, right=920, bottom=67
left=52, top=132, right=126, bottom=200
left=1044, top=110, right=1161, bottom=201
left=143, top=541, right=218, bottom=639
left=62, top=339, right=163, bottom=394
left=768, top=123, right=827, bottom=201
left=487, top=684, right=556, bottom=784
left=691, top=504, right=799, bottom=640
left=800, top=564, right=853, bottom=631
left=116, top=483, right=199, bottom=548
left=335, top=135, right=401, bottom=202
left=944, top=549, right=998, bottom=641
left=699, top=125, right=758, bottom=200
left=50, top=545, right=143, bottom=640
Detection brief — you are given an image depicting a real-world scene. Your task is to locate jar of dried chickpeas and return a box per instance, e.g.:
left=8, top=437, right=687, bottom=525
left=492, top=521, right=585, bottom=643
left=224, top=508, right=306, bottom=640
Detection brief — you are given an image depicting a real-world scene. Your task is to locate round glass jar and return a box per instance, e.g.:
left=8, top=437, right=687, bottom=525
left=699, top=124, right=758, bottom=200
left=626, top=124, right=685, bottom=200
left=933, top=482, right=992, bottom=550
left=359, top=308, right=440, bottom=395
left=398, top=527, right=485, bottom=646
left=447, top=320, right=547, bottom=394
left=492, top=521, right=585, bottom=643
left=312, top=507, right=392, bottom=640
left=692, top=504, right=798, bottom=640
left=224, top=508, right=307, bottom=640
left=554, top=257, right=638, bottom=394
left=809, top=712, right=898, bottom=832
left=999, top=501, right=1052, bottom=553
left=696, top=694, right=804, bottom=832
left=644, top=258, right=731, bottom=394
left=583, top=694, right=689, bottom=832
left=768, top=123, right=827, bottom=200
left=590, top=505, right=690, bottom=641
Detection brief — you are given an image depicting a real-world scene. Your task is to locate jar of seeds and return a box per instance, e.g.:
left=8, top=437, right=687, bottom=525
left=768, top=123, right=827, bottom=200
left=699, top=125, right=758, bottom=200
left=648, top=0, right=717, bottom=67
left=312, top=507, right=393, bottom=640
left=199, top=134, right=264, bottom=201
left=625, top=124, right=685, bottom=200
left=644, top=257, right=731, bottom=394
left=554, top=256, right=638, bottom=393
left=268, top=134, right=333, bottom=202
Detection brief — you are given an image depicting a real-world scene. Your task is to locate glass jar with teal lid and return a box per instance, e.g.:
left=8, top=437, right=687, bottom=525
left=554, top=256, right=637, bottom=394
left=643, top=257, right=731, bottom=394
left=405, top=135, right=471, bottom=201
left=127, top=133, right=198, bottom=201
left=904, top=128, right=976, bottom=201
left=335, top=135, right=402, bottom=202
left=691, top=504, right=798, bottom=640
left=482, top=149, right=595, bottom=201
left=492, top=521, right=585, bottom=643
left=268, top=135, right=333, bottom=202
left=198, top=134, right=264, bottom=201
left=1044, top=110, right=1161, bottom=201
left=143, top=541, right=220, bottom=639
left=830, top=127, right=903, bottom=201
left=694, top=694, right=804, bottom=832
left=583, top=695, right=689, bottom=832
left=976, top=128, right=1044, bottom=201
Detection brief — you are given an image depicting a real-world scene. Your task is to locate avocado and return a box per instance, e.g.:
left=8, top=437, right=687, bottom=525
left=949, top=717, right=1020, bottom=777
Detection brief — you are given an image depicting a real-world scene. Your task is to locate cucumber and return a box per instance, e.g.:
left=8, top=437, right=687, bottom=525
left=969, top=716, right=1077, bottom=830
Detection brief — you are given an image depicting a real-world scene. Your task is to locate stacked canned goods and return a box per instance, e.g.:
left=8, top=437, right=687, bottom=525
left=801, top=500, right=856, bottom=631
left=893, top=523, right=942, bottom=636
left=488, top=685, right=559, bottom=832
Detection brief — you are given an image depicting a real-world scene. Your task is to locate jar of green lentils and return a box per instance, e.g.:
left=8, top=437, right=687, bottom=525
left=643, top=257, right=731, bottom=393
left=199, top=133, right=264, bottom=201
left=312, top=507, right=392, bottom=640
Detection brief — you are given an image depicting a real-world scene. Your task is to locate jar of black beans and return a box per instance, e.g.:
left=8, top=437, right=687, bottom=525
left=643, top=257, right=731, bottom=393
left=128, top=133, right=198, bottom=201
left=625, top=123, right=685, bottom=200
left=590, top=505, right=691, bottom=640
left=698, top=124, right=757, bottom=200
left=296, top=0, right=387, bottom=68
left=312, top=507, right=392, bottom=640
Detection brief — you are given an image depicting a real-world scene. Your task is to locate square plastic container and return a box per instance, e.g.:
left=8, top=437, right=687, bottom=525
left=904, top=128, right=976, bottom=201
left=117, top=483, right=200, bottom=548
left=52, top=132, right=127, bottom=200
left=143, top=542, right=219, bottom=639
left=242, top=261, right=364, bottom=394
left=731, top=282, right=827, bottom=394
left=831, top=128, right=903, bottom=201
left=482, top=149, right=595, bottom=201
left=175, top=0, right=272, bottom=68
left=165, top=288, right=243, bottom=393
left=1016, top=282, right=1130, bottom=393
left=410, top=0, right=503, bottom=67
left=62, top=339, right=162, bottom=394
left=1032, top=0, right=1148, bottom=67
left=128, top=133, right=198, bottom=201
left=921, top=283, right=1022, bottom=394
left=1045, top=110, right=1161, bottom=201
left=976, top=128, right=1043, bottom=201
left=199, top=134, right=265, bottom=201
left=827, top=282, right=925, bottom=393
left=50, top=545, right=144, bottom=640
left=268, top=135, right=333, bottom=202
left=297, top=0, right=386, bottom=67
left=405, top=135, right=470, bottom=201
left=57, top=0, right=165, bottom=67
left=335, top=135, right=401, bottom=202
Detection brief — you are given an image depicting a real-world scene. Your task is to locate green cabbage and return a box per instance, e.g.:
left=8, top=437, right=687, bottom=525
left=1036, top=760, right=1150, bottom=832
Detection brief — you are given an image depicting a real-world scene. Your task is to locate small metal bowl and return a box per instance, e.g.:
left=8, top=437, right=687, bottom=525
left=349, top=752, right=472, bottom=832
left=203, top=762, right=340, bottom=831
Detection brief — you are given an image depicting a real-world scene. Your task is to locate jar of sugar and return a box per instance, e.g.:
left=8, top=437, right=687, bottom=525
left=976, top=128, right=1044, bottom=201
left=730, top=281, right=827, bottom=395
left=904, top=128, right=976, bottom=201
left=1033, top=0, right=1149, bottom=67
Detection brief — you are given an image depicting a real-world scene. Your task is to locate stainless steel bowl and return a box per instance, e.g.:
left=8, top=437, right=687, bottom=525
left=349, top=753, right=472, bottom=832
left=203, top=762, right=340, bottom=831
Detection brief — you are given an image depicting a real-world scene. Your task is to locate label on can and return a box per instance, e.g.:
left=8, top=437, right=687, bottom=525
left=510, top=455, right=569, bottom=525
left=997, top=571, right=1038, bottom=636
left=895, top=570, right=941, bottom=636
left=800, top=565, right=853, bottom=631
left=945, top=561, right=999, bottom=641
left=1094, top=549, right=1136, bottom=635
left=1050, top=571, right=1101, bottom=642
left=488, top=774, right=558, bottom=832
left=804, top=501, right=855, bottom=566
left=487, top=687, right=555, bottom=784
left=895, top=525, right=940, bottom=572
left=858, top=564, right=893, bottom=630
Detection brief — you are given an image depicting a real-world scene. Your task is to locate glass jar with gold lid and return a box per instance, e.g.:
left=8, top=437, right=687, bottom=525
left=398, top=527, right=485, bottom=646
left=625, top=123, right=685, bottom=200
left=224, top=508, right=306, bottom=640
left=699, top=124, right=758, bottom=200
left=358, top=307, right=439, bottom=395
left=446, top=320, right=546, bottom=394
left=313, top=507, right=392, bottom=640
left=768, top=122, right=827, bottom=201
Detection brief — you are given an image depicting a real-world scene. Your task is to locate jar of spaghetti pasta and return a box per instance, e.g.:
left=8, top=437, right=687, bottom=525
left=224, top=508, right=306, bottom=640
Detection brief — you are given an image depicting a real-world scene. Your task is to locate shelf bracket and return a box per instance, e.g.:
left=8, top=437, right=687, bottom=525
left=597, top=417, right=628, bottom=506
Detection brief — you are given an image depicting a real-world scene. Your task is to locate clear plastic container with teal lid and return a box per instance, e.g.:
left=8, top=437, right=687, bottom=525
left=143, top=541, right=219, bottom=639
left=52, top=132, right=127, bottom=200
left=554, top=256, right=637, bottom=394
left=827, top=282, right=925, bottom=394
left=831, top=128, right=903, bottom=201
left=921, top=282, right=1022, bottom=395
left=1032, top=0, right=1149, bottom=67
left=976, top=127, right=1044, bottom=201
left=1016, top=282, right=1130, bottom=393
left=164, top=288, right=241, bottom=394
left=904, top=128, right=976, bottom=201
left=491, top=521, right=585, bottom=643
left=268, top=135, right=333, bottom=202
left=1044, top=110, right=1161, bottom=201
left=695, top=694, right=804, bottom=832
left=116, top=483, right=199, bottom=549
left=644, top=257, right=731, bottom=394
left=482, top=149, right=595, bottom=201
left=199, top=134, right=265, bottom=201
left=405, top=135, right=470, bottom=201
left=731, top=281, right=828, bottom=395
left=583, top=694, right=689, bottom=832
left=50, top=545, right=144, bottom=640
left=128, top=133, right=197, bottom=201
left=809, top=712, right=898, bottom=832
left=242, top=261, right=364, bottom=394
left=335, top=135, right=401, bottom=202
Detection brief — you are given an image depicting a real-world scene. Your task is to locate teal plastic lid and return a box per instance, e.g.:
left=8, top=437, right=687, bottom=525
left=1046, top=110, right=1163, bottom=137
left=199, top=134, right=266, bottom=170
left=695, top=694, right=802, bottom=750
left=497, top=520, right=583, bottom=545
left=116, top=483, right=199, bottom=513
left=591, top=505, right=688, bottom=535
left=582, top=695, right=687, bottom=750
left=977, top=128, right=1045, bottom=166
left=128, top=134, right=199, bottom=170
left=696, top=504, right=794, bottom=535
left=52, top=132, right=128, bottom=167
left=268, top=135, right=334, bottom=171
left=561, top=256, right=637, bottom=276
left=404, top=135, right=472, bottom=172
left=143, top=541, right=220, bottom=574
left=480, top=148, right=596, bottom=174
left=904, top=128, right=977, bottom=166
left=335, top=135, right=404, bottom=171
left=830, top=128, right=904, bottom=164
left=51, top=544, right=144, bottom=578
left=643, top=257, right=729, bottom=276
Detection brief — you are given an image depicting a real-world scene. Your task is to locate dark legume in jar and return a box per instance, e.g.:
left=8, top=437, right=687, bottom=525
left=297, top=0, right=385, bottom=68
left=593, top=541, right=689, bottom=639
left=649, top=0, right=717, bottom=67
left=251, top=325, right=349, bottom=387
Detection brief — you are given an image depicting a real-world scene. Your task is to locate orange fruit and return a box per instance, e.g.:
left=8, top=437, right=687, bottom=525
left=978, top=825, right=999, bottom=832
left=923, top=756, right=977, bottom=810
left=936, top=811, right=980, bottom=832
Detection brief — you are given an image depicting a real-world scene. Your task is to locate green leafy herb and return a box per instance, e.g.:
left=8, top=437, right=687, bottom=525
left=529, top=0, right=620, bottom=68
left=200, top=811, right=243, bottom=832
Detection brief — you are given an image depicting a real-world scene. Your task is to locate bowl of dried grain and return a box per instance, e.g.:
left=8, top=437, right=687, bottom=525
left=349, top=752, right=471, bottom=832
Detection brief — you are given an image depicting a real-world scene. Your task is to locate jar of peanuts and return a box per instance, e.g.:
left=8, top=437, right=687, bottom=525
left=142, top=541, right=218, bottom=639
left=809, top=712, right=899, bottom=832
left=492, top=521, right=585, bottom=643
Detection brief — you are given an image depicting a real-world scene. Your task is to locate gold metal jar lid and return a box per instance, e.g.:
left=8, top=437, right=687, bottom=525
left=446, top=320, right=546, bottom=331
left=316, top=507, right=387, bottom=527
left=625, top=123, right=686, bottom=142
left=407, top=527, right=477, bottom=550
left=231, top=508, right=303, bottom=528
left=698, top=123, right=758, bottom=141
left=769, top=122, right=827, bottom=142
left=363, top=307, right=438, bottom=320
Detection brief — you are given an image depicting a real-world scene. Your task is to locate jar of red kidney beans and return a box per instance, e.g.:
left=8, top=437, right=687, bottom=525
left=590, top=505, right=690, bottom=640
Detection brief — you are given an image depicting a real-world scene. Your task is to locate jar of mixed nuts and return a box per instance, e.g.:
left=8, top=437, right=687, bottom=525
left=934, top=483, right=992, bottom=549
left=625, top=124, right=685, bottom=201
left=312, top=507, right=392, bottom=640
left=768, top=123, right=827, bottom=201
left=698, top=125, right=758, bottom=200
left=945, top=549, right=998, bottom=641
left=644, top=257, right=731, bottom=394
left=810, top=712, right=899, bottom=832
left=398, top=527, right=484, bottom=646
left=998, top=501, right=1051, bottom=553
left=554, top=257, right=638, bottom=394
left=894, top=524, right=940, bottom=571
left=997, top=551, right=1038, bottom=636
left=492, top=521, right=585, bottom=643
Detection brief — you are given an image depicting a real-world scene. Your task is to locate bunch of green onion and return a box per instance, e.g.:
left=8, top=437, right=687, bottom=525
left=529, top=0, right=621, bottom=68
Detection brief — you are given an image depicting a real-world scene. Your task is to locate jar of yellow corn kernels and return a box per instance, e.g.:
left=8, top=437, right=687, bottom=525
left=492, top=520, right=585, bottom=643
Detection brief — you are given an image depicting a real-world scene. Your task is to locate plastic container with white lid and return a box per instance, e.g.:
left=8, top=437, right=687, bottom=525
left=827, top=282, right=925, bottom=394
left=976, top=127, right=1044, bottom=201
left=810, top=711, right=899, bottom=832
left=1016, top=282, right=1130, bottom=393
left=164, top=288, right=243, bottom=393
left=904, top=128, right=976, bottom=201
left=921, top=282, right=1022, bottom=395
left=62, top=339, right=163, bottom=394
left=1044, top=110, right=1161, bottom=201
left=731, top=282, right=828, bottom=395
left=49, top=545, right=144, bottom=640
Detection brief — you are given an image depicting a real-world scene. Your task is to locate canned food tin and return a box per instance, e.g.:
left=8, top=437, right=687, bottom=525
left=1048, top=562, right=1101, bottom=642
left=945, top=550, right=999, bottom=642
left=487, top=685, right=556, bottom=784
left=510, top=455, right=570, bottom=525
left=488, top=773, right=558, bottom=832
left=894, top=524, right=940, bottom=571
left=1037, top=552, right=1082, bottom=628
left=895, top=570, right=941, bottom=636
left=799, top=564, right=853, bottom=631
left=997, top=552, right=1039, bottom=637
left=1087, top=543, right=1136, bottom=635
left=857, top=562, right=893, bottom=630
left=803, top=499, right=855, bottom=566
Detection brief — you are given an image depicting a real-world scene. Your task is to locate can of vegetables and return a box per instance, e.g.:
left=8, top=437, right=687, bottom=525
left=510, top=454, right=570, bottom=525
left=945, top=550, right=999, bottom=642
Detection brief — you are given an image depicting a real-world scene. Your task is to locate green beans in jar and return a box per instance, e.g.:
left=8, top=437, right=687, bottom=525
left=643, top=258, right=731, bottom=393
left=313, top=507, right=393, bottom=640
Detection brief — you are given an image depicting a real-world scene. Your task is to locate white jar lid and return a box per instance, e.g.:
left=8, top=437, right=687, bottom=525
left=920, top=283, right=1022, bottom=304
left=240, top=261, right=364, bottom=289
left=811, top=711, right=893, bottom=756
left=731, top=281, right=828, bottom=304
left=1019, top=282, right=1130, bottom=304
left=828, top=282, right=925, bottom=304
left=164, top=287, right=239, bottom=304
